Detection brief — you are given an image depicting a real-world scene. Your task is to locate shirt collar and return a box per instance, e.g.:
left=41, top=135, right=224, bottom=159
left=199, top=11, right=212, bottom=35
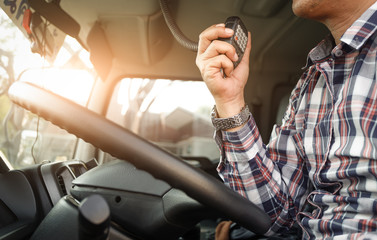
left=341, top=1, right=377, bottom=49
left=304, top=1, right=377, bottom=68
left=303, top=35, right=335, bottom=69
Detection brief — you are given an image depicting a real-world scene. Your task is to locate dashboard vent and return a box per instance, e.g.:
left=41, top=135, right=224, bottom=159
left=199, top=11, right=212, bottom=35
left=57, top=175, right=68, bottom=195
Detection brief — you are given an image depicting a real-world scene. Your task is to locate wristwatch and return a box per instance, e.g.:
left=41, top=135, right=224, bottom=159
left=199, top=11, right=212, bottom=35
left=211, top=105, right=250, bottom=131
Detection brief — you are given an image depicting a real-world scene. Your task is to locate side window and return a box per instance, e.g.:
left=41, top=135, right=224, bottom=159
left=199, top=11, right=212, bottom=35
left=0, top=70, right=95, bottom=169
left=1, top=107, right=77, bottom=168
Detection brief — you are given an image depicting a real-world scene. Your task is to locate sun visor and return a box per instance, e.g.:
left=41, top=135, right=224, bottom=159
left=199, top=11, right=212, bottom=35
left=87, top=22, right=113, bottom=81
left=28, top=0, right=80, bottom=38
left=96, top=11, right=173, bottom=69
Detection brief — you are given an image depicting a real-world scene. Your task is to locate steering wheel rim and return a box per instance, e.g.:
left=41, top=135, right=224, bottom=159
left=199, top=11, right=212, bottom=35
left=8, top=81, right=271, bottom=234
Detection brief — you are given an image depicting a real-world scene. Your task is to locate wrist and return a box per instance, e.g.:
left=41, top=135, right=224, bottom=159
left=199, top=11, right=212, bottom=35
left=214, top=98, right=245, bottom=118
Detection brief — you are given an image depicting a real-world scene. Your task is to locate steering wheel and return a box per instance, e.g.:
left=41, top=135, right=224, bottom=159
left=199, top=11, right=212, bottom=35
left=8, top=81, right=271, bottom=234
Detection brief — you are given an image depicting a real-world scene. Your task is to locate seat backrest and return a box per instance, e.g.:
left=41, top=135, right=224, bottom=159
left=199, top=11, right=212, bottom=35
left=0, top=171, right=38, bottom=240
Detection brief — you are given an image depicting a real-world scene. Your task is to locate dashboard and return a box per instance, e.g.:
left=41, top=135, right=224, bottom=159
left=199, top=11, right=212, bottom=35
left=40, top=159, right=97, bottom=205
left=0, top=158, right=98, bottom=239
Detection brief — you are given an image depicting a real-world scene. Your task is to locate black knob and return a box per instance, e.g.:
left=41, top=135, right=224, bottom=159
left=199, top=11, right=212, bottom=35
left=78, top=194, right=110, bottom=240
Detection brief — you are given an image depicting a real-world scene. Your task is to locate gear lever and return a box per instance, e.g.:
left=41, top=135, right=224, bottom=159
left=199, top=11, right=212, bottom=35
left=78, top=194, right=110, bottom=240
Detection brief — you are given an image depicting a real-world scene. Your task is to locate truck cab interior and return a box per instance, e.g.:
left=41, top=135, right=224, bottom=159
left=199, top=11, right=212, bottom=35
left=0, top=0, right=329, bottom=239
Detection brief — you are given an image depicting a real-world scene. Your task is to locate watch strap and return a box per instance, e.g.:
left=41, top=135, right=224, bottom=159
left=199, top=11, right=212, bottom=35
left=211, top=105, right=250, bottom=131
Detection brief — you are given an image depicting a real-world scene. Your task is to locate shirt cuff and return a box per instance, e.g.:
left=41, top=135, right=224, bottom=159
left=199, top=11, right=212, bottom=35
left=215, top=115, right=264, bottom=163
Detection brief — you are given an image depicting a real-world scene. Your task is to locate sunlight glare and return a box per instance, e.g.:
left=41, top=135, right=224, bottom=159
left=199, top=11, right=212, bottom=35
left=117, top=78, right=215, bottom=117
left=21, top=68, right=94, bottom=106
left=0, top=10, right=95, bottom=106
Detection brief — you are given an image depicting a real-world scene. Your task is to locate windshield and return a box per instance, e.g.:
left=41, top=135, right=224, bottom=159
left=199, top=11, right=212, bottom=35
left=0, top=8, right=219, bottom=169
left=106, top=78, right=219, bottom=162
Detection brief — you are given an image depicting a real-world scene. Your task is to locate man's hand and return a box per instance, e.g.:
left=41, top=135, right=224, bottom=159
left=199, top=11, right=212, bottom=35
left=196, top=23, right=251, bottom=119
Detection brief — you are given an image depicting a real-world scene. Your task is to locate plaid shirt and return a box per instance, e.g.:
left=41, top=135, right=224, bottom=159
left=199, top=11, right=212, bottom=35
left=216, top=2, right=377, bottom=239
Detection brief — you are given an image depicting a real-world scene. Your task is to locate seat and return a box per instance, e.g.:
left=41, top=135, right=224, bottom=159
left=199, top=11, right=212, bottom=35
left=0, top=170, right=38, bottom=239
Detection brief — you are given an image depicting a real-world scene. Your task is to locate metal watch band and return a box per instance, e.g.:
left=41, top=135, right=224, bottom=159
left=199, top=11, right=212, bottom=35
left=211, top=105, right=250, bottom=131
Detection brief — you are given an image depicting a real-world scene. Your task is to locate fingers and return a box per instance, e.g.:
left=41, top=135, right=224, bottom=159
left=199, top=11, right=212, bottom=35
left=197, top=52, right=234, bottom=80
left=196, top=24, right=251, bottom=82
left=196, top=41, right=238, bottom=79
left=196, top=23, right=238, bottom=78
left=203, top=54, right=234, bottom=78
left=205, top=40, right=238, bottom=62
left=197, top=23, right=234, bottom=54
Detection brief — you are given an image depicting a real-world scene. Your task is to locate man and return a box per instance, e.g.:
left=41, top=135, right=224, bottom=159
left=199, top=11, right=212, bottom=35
left=196, top=0, right=377, bottom=239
